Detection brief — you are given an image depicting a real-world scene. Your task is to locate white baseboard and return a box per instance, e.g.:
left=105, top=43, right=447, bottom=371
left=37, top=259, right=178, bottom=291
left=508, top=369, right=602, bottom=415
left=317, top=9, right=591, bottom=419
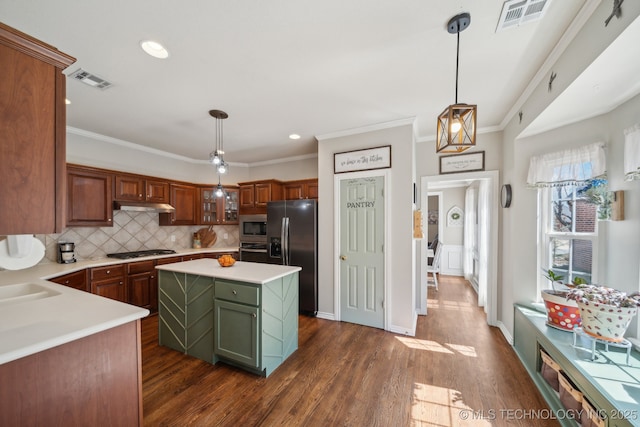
left=388, top=312, right=417, bottom=336
left=315, top=311, right=335, bottom=321
left=497, top=321, right=513, bottom=345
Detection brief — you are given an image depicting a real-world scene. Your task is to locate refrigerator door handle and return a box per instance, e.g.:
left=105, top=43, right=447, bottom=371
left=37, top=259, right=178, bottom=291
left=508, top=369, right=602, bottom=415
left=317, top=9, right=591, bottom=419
left=280, top=217, right=287, bottom=265
left=284, top=216, right=290, bottom=265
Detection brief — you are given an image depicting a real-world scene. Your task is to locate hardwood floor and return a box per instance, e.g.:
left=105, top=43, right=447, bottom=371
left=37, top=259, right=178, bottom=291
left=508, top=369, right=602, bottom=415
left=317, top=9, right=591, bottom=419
left=142, top=276, right=557, bottom=426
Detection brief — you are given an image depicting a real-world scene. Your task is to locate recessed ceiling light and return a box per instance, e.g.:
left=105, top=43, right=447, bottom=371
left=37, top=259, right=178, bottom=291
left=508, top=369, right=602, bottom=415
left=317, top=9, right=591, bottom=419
left=289, top=134, right=301, bottom=140
left=140, top=40, right=169, bottom=59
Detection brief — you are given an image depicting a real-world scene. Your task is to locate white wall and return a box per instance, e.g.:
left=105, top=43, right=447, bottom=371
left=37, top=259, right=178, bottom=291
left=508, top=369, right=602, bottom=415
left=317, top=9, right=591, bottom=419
left=441, top=187, right=465, bottom=246
left=245, top=156, right=318, bottom=181
left=318, top=121, right=416, bottom=335
left=500, top=1, right=640, bottom=337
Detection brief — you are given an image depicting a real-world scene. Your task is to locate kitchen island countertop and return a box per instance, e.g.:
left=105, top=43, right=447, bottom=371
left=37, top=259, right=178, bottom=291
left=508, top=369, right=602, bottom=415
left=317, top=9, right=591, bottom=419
left=156, top=258, right=301, bottom=284
left=0, top=246, right=238, bottom=365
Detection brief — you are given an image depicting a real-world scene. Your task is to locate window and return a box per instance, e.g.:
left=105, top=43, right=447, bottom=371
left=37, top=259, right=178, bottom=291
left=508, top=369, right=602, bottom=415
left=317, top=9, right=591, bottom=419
left=539, top=184, right=598, bottom=289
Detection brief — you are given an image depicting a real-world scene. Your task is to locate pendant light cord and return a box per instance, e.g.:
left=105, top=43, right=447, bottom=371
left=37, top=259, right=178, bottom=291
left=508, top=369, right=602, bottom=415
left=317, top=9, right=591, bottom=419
left=455, top=27, right=460, bottom=105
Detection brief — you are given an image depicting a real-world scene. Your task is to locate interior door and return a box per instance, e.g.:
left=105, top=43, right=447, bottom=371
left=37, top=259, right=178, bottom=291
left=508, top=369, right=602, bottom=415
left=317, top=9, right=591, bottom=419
left=339, top=176, right=384, bottom=329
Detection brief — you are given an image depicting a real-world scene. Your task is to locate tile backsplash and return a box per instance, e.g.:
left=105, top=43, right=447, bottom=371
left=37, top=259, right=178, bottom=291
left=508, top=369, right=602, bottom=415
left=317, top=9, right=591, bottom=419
left=1, top=211, right=239, bottom=269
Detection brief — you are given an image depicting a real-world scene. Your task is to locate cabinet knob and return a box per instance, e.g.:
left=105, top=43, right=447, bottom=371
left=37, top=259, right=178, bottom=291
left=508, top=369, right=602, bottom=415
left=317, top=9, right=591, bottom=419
left=232, top=290, right=237, bottom=295
left=64, top=280, right=70, bottom=285
left=252, top=313, right=257, bottom=318
left=139, top=193, right=143, bottom=198
left=106, top=270, right=110, bottom=274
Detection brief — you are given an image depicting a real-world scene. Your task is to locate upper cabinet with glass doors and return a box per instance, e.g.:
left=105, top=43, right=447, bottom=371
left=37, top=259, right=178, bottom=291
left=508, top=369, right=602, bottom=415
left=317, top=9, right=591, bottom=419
left=200, top=186, right=239, bottom=225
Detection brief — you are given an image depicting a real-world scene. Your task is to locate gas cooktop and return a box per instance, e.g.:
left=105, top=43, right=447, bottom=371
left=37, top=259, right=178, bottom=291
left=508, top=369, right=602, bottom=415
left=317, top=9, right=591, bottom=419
left=106, top=249, right=177, bottom=259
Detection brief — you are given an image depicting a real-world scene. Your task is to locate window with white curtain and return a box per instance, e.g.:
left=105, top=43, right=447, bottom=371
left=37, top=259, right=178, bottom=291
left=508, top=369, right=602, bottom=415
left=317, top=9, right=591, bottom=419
left=528, top=142, right=606, bottom=295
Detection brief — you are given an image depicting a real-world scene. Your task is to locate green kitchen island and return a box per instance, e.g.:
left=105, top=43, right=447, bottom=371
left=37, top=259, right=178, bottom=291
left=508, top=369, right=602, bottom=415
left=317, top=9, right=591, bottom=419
left=156, top=258, right=300, bottom=377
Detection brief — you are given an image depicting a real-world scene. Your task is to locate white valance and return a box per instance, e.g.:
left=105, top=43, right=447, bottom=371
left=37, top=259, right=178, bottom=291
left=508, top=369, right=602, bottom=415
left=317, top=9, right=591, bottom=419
left=624, top=123, right=640, bottom=181
left=526, top=142, right=607, bottom=188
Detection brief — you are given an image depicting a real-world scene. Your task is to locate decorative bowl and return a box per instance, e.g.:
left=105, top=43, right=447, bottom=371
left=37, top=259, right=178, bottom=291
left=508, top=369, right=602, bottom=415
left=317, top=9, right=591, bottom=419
left=217, top=254, right=236, bottom=267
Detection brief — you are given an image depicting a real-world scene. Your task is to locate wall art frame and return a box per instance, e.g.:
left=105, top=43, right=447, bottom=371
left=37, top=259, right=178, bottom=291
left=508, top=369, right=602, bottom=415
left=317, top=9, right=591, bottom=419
left=334, top=145, right=392, bottom=174
left=439, top=151, right=485, bottom=175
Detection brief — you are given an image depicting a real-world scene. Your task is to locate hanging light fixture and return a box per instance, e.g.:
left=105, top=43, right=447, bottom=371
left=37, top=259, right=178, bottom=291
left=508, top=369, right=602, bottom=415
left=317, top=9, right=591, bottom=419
left=215, top=174, right=225, bottom=198
left=436, top=12, right=476, bottom=154
left=209, top=109, right=229, bottom=174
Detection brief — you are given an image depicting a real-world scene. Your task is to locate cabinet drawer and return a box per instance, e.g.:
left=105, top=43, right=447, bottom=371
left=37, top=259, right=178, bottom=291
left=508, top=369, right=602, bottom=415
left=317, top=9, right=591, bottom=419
left=50, top=269, right=87, bottom=291
left=127, top=260, right=155, bottom=275
left=215, top=280, right=259, bottom=306
left=91, top=264, right=125, bottom=282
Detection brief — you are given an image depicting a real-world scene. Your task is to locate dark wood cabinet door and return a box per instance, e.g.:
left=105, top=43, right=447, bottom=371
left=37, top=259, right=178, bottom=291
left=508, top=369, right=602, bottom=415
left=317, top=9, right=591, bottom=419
left=146, top=180, right=169, bottom=203
left=114, top=175, right=145, bottom=201
left=161, top=183, right=197, bottom=225
left=91, top=277, right=126, bottom=302
left=306, top=180, right=319, bottom=199
left=0, top=24, right=75, bottom=235
left=49, top=270, right=88, bottom=292
left=67, top=166, right=113, bottom=227
left=128, top=273, right=153, bottom=310
left=284, top=183, right=304, bottom=200
left=239, top=185, right=255, bottom=209
left=255, top=183, right=272, bottom=207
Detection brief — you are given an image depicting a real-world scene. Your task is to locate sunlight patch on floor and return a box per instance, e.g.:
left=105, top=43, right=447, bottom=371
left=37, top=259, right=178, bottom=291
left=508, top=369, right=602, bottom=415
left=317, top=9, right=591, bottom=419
left=396, top=337, right=454, bottom=354
left=445, top=343, right=477, bottom=357
left=427, top=299, right=474, bottom=312
left=411, top=382, right=491, bottom=426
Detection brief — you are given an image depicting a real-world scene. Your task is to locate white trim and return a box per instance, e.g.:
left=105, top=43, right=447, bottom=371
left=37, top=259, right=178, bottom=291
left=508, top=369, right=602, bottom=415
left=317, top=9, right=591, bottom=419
left=67, top=126, right=317, bottom=168
left=316, top=311, right=336, bottom=321
left=317, top=117, right=415, bottom=141
left=333, top=169, right=390, bottom=330
left=421, top=170, right=499, bottom=326
left=388, top=311, right=417, bottom=336
left=497, top=321, right=514, bottom=345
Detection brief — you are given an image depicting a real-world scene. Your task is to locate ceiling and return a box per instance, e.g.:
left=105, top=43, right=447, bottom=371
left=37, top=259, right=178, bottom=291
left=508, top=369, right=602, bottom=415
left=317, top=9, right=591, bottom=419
left=0, top=0, right=607, bottom=165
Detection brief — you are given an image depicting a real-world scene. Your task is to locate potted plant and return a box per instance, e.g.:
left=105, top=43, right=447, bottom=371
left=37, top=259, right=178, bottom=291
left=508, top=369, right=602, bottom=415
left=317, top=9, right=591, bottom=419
left=566, top=284, right=640, bottom=342
left=540, top=270, right=582, bottom=331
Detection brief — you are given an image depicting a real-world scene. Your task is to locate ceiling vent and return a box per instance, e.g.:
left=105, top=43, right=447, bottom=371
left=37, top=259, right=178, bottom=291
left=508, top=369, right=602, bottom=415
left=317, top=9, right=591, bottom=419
left=496, top=0, right=551, bottom=32
left=68, top=68, right=113, bottom=90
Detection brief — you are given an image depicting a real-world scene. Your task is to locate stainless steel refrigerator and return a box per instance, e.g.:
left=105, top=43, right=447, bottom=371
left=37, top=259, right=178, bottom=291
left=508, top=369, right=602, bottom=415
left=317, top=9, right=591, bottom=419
left=267, top=199, right=318, bottom=315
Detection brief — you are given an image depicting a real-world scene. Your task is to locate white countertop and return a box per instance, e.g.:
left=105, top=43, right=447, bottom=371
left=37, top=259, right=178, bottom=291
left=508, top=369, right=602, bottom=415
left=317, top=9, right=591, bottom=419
left=156, top=258, right=301, bottom=284
left=0, top=246, right=238, bottom=365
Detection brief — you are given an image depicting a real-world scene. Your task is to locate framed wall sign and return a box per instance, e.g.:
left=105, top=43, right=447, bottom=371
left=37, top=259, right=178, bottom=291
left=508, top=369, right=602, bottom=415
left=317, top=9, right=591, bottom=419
left=334, top=145, right=391, bottom=174
left=439, top=151, right=485, bottom=175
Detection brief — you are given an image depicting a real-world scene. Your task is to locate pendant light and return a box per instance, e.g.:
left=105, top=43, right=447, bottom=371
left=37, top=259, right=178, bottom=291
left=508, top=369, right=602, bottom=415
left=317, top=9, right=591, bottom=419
left=436, top=13, right=477, bottom=153
left=215, top=174, right=225, bottom=198
left=209, top=109, right=229, bottom=174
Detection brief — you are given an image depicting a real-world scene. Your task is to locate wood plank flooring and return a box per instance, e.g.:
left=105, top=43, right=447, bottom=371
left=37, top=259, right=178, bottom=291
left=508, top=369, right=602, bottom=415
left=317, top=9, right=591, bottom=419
left=142, top=275, right=557, bottom=426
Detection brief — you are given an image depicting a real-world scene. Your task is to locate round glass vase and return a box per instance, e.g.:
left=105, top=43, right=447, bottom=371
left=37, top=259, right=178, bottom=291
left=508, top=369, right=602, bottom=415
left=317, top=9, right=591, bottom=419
left=576, top=300, right=638, bottom=342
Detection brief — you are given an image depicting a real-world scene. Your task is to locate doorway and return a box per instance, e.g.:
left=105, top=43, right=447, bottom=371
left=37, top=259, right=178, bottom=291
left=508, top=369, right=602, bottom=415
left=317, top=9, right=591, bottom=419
left=419, top=171, right=499, bottom=326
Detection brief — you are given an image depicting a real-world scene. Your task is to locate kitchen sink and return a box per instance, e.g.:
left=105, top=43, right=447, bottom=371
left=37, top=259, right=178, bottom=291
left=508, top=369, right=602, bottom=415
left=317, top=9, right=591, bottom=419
left=0, top=283, right=60, bottom=307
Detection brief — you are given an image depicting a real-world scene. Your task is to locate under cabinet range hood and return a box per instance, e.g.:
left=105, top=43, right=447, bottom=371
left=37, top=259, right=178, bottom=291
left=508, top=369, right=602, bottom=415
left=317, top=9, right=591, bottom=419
left=113, top=201, right=175, bottom=213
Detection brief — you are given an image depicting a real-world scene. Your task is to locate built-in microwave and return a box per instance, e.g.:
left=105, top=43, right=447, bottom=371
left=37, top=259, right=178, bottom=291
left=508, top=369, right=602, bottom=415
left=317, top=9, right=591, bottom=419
left=239, top=214, right=267, bottom=242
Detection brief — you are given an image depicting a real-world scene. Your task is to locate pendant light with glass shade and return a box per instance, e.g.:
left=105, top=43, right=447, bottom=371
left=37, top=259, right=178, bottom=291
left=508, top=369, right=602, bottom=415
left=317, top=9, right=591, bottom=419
left=215, top=174, right=225, bottom=198
left=436, top=13, right=477, bottom=153
left=209, top=109, right=229, bottom=174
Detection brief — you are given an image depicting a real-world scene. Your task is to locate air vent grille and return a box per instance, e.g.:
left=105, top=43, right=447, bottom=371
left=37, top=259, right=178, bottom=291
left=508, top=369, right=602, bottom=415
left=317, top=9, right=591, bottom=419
left=496, top=0, right=551, bottom=32
left=68, top=68, right=113, bottom=90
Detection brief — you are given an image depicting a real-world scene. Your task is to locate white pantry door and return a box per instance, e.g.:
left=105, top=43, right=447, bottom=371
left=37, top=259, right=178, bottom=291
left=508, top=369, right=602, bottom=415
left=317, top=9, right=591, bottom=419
left=339, top=176, right=385, bottom=329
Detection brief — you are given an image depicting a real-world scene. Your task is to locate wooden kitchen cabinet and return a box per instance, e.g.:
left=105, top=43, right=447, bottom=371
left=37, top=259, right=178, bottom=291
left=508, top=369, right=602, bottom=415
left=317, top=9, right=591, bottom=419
left=0, top=23, right=75, bottom=235
left=90, top=264, right=126, bottom=302
left=283, top=179, right=318, bottom=200
left=114, top=173, right=169, bottom=203
left=200, top=186, right=239, bottom=224
left=127, top=260, right=157, bottom=312
left=49, top=269, right=88, bottom=292
left=238, top=180, right=283, bottom=215
left=66, top=165, right=114, bottom=227
left=160, top=183, right=198, bottom=226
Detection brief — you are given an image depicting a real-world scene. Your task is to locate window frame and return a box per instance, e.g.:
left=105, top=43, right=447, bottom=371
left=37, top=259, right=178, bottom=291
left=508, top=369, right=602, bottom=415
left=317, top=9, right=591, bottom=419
left=537, top=186, right=599, bottom=298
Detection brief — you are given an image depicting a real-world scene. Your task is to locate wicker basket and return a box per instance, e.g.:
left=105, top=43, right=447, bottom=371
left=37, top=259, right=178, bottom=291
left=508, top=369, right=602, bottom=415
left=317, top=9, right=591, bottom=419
left=539, top=349, right=560, bottom=392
